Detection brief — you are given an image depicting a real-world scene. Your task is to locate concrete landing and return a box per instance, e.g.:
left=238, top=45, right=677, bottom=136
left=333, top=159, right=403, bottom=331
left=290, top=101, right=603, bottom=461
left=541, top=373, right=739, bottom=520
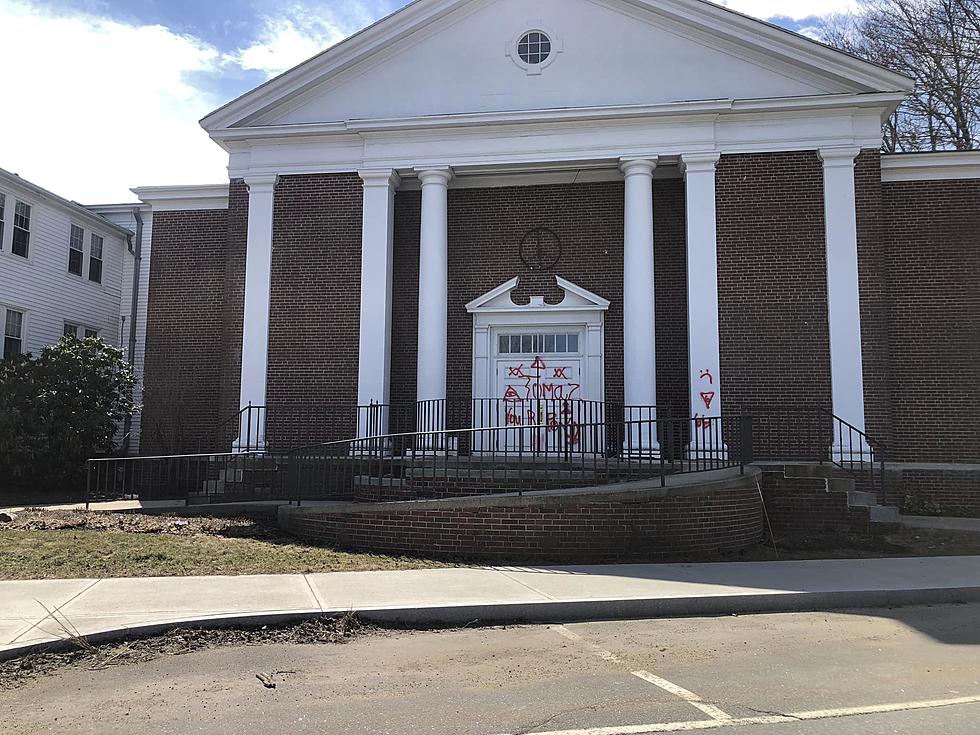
left=2, top=556, right=979, bottom=660
left=898, top=515, right=980, bottom=532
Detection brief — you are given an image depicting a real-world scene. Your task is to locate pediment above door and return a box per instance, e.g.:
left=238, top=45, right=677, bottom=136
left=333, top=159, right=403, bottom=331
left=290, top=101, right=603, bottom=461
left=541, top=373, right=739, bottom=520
left=466, top=276, right=610, bottom=315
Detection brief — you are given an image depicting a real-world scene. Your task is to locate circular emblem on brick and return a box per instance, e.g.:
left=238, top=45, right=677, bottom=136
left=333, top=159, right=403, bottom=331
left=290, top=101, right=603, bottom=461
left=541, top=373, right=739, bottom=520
left=519, top=227, right=562, bottom=271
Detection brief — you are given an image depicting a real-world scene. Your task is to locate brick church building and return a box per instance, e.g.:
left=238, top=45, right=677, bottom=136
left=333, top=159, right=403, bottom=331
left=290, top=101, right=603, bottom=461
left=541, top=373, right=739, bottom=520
left=133, top=0, right=979, bottom=512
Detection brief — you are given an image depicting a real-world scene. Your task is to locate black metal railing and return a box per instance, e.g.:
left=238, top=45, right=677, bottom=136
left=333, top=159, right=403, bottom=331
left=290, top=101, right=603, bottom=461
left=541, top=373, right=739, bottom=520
left=85, top=450, right=268, bottom=508
left=284, top=413, right=749, bottom=506
left=826, top=413, right=887, bottom=505
left=87, top=413, right=752, bottom=506
left=749, top=407, right=886, bottom=504
left=211, top=404, right=267, bottom=454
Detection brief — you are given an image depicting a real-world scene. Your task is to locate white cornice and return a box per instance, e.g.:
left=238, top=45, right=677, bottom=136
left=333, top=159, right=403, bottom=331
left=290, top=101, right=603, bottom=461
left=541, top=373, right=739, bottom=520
left=881, top=151, right=980, bottom=182
left=132, top=184, right=230, bottom=211
left=200, top=0, right=912, bottom=134
left=209, top=92, right=906, bottom=146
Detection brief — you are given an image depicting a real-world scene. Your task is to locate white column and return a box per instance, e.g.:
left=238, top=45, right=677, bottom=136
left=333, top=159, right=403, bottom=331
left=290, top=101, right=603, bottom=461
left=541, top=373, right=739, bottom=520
left=620, top=157, right=659, bottom=456
left=819, top=147, right=868, bottom=460
left=682, top=153, right=725, bottom=459
left=356, top=169, right=400, bottom=440
left=234, top=174, right=278, bottom=453
left=415, top=167, right=453, bottom=446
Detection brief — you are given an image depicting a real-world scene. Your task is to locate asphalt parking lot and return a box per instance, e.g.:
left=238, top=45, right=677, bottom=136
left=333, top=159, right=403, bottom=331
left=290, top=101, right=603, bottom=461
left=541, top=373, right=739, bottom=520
left=2, top=603, right=978, bottom=734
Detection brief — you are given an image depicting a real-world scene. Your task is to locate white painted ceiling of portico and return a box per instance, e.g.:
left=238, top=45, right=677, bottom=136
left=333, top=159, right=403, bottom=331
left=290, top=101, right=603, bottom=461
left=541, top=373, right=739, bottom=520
left=204, top=0, right=912, bottom=132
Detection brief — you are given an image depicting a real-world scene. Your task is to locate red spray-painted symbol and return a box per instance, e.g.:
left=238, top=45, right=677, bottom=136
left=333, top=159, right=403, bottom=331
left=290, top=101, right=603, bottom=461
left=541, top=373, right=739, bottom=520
left=700, top=391, right=716, bottom=410
left=699, top=369, right=714, bottom=385
left=553, top=367, right=569, bottom=380
left=530, top=356, right=547, bottom=371
left=503, top=385, right=522, bottom=403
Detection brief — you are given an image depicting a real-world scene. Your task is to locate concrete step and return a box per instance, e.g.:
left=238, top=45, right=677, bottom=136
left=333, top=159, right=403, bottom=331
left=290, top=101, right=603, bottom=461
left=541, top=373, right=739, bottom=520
left=870, top=504, right=900, bottom=523
left=847, top=490, right=877, bottom=507
left=353, top=476, right=405, bottom=488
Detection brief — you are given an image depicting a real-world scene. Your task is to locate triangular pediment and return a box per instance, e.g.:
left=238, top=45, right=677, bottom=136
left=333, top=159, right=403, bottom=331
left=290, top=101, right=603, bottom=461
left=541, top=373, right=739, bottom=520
left=203, top=0, right=913, bottom=132
left=467, top=276, right=610, bottom=313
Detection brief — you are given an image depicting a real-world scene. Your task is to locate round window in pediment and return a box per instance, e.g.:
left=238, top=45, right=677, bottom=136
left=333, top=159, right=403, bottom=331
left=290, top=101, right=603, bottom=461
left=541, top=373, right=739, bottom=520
left=518, top=31, right=552, bottom=65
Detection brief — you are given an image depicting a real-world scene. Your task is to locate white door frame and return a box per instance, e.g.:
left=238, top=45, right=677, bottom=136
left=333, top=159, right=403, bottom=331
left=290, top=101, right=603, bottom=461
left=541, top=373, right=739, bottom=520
left=466, top=275, right=609, bottom=409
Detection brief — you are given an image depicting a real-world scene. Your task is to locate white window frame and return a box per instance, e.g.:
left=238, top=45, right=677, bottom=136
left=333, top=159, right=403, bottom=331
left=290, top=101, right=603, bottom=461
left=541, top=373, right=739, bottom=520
left=88, top=232, right=103, bottom=283
left=69, top=224, right=85, bottom=276
left=11, top=200, right=31, bottom=259
left=3, top=307, right=26, bottom=359
left=506, top=23, right=563, bottom=76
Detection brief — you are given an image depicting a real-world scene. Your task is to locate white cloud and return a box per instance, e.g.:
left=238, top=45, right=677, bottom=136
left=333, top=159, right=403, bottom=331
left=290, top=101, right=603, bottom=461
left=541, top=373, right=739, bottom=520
left=0, top=0, right=228, bottom=203
left=230, top=10, right=348, bottom=78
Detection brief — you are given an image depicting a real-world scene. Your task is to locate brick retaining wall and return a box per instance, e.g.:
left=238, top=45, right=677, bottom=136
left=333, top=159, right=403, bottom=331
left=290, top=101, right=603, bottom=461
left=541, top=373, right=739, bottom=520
left=280, top=473, right=765, bottom=563
left=758, top=470, right=870, bottom=536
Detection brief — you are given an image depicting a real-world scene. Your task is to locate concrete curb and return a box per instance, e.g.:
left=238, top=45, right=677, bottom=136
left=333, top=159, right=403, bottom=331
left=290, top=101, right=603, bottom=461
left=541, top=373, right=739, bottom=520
left=4, top=584, right=980, bottom=663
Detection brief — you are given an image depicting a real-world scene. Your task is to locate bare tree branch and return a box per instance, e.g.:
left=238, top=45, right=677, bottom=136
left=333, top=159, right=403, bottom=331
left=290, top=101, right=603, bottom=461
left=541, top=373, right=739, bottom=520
left=821, top=0, right=980, bottom=151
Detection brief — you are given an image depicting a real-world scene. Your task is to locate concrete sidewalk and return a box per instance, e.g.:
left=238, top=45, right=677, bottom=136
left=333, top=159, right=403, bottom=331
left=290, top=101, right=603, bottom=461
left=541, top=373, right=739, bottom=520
left=3, top=556, right=980, bottom=660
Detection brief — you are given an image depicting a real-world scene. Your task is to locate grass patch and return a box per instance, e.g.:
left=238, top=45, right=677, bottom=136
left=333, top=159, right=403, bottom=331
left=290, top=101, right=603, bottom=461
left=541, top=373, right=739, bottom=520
left=0, top=511, right=444, bottom=580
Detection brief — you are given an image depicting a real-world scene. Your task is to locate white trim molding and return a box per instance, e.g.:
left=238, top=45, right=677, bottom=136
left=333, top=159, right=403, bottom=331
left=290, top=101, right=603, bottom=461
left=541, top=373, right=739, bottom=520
left=132, top=184, right=230, bottom=211
left=467, top=276, right=609, bottom=415
left=220, top=95, right=898, bottom=181
left=881, top=151, right=980, bottom=182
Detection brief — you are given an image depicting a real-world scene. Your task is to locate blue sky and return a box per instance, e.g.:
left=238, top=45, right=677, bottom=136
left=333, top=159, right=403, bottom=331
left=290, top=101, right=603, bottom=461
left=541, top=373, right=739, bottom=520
left=0, top=0, right=854, bottom=202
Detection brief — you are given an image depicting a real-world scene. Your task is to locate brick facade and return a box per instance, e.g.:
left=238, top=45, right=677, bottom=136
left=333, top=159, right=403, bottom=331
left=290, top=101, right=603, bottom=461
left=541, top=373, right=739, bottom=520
left=266, top=173, right=364, bottom=447
left=715, top=151, right=832, bottom=456
left=854, top=150, right=891, bottom=448
left=882, top=178, right=980, bottom=463
left=139, top=159, right=980, bottom=522
left=141, top=209, right=230, bottom=453
left=216, top=180, right=249, bottom=446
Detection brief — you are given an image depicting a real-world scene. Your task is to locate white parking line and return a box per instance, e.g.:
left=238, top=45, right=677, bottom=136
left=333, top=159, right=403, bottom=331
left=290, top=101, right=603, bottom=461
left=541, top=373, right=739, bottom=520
left=490, top=693, right=980, bottom=735
left=551, top=625, right=732, bottom=721
left=630, top=670, right=732, bottom=721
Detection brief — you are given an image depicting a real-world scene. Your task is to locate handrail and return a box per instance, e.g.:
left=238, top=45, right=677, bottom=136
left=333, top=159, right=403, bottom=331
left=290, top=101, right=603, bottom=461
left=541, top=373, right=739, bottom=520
left=88, top=450, right=265, bottom=463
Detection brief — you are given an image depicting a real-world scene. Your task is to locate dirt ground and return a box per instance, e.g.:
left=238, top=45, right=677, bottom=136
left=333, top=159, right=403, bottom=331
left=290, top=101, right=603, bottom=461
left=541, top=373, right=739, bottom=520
left=0, top=613, right=371, bottom=691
